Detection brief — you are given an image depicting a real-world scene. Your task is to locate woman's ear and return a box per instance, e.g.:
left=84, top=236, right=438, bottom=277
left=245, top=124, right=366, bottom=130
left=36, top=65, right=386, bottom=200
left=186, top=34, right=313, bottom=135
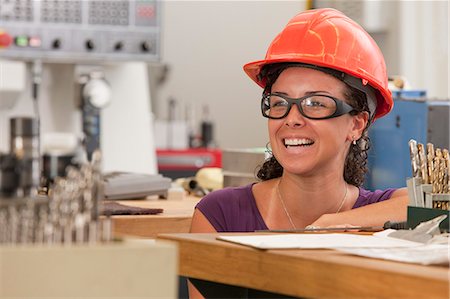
left=349, top=111, right=369, bottom=140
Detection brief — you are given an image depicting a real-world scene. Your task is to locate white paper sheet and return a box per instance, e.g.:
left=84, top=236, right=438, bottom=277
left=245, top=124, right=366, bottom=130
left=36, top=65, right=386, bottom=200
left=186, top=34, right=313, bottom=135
left=336, top=244, right=449, bottom=266
left=217, top=233, right=421, bottom=250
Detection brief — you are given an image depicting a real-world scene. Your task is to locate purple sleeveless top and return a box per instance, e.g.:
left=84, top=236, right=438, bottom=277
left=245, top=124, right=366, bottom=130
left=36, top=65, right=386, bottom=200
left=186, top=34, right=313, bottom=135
left=196, top=183, right=396, bottom=232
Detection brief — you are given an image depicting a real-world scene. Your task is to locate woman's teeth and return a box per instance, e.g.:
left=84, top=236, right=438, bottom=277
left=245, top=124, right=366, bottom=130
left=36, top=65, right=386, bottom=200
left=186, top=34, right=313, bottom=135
left=284, top=138, right=314, bottom=147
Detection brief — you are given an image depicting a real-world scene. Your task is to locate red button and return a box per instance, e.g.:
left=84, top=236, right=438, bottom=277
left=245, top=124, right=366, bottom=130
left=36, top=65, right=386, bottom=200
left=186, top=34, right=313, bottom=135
left=0, top=31, right=12, bottom=48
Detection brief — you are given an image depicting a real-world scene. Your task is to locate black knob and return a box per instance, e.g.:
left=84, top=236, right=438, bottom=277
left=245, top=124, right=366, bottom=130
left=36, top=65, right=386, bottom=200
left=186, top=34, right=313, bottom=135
left=141, top=41, right=152, bottom=52
left=114, top=41, right=123, bottom=51
left=52, top=38, right=61, bottom=49
left=85, top=40, right=95, bottom=51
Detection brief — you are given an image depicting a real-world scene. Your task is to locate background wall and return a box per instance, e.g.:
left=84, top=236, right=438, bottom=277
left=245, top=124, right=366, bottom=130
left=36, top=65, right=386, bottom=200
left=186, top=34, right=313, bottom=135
left=399, top=0, right=449, bottom=99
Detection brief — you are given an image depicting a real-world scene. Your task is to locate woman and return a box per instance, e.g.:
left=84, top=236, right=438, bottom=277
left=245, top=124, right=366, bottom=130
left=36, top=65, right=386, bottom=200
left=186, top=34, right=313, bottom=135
left=189, top=7, right=408, bottom=298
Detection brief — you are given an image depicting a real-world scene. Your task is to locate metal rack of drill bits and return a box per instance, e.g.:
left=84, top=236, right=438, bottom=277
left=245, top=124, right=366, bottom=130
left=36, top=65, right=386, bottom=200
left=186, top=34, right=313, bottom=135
left=0, top=150, right=112, bottom=245
left=407, top=140, right=450, bottom=210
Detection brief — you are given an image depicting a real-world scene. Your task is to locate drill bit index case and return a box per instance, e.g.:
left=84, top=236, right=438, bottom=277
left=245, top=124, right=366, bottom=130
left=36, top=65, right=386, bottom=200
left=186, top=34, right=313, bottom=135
left=406, top=140, right=450, bottom=232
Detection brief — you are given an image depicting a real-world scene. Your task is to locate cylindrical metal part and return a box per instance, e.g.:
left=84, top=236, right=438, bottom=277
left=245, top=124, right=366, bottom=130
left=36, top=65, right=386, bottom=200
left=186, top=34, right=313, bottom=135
left=9, top=117, right=40, bottom=197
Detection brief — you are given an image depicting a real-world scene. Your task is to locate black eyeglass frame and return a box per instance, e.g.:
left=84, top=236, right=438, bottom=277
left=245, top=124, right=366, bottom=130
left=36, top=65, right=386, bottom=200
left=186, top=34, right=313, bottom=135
left=261, top=92, right=358, bottom=120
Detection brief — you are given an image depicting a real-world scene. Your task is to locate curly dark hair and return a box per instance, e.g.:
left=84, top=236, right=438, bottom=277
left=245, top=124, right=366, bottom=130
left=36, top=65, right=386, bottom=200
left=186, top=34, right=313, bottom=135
left=255, top=63, right=372, bottom=187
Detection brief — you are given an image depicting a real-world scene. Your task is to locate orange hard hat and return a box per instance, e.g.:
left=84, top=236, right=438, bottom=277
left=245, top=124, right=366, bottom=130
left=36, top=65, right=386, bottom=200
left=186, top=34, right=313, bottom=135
left=243, top=8, right=393, bottom=120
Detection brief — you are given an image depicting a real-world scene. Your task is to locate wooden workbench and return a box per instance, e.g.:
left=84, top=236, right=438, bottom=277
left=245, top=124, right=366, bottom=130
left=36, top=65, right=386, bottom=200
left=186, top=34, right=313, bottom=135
left=158, top=233, right=450, bottom=299
left=111, top=195, right=201, bottom=238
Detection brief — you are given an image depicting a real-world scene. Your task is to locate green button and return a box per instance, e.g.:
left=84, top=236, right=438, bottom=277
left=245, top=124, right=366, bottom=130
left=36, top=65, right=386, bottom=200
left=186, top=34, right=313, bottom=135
left=15, top=36, right=28, bottom=47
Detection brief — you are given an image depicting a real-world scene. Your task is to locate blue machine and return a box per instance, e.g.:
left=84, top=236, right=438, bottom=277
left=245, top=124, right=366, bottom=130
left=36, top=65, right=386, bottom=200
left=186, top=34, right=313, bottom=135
left=365, top=93, right=450, bottom=190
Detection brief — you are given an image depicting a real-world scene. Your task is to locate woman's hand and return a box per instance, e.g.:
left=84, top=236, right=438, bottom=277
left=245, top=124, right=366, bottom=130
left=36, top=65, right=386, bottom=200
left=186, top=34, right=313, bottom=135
left=308, top=213, right=344, bottom=228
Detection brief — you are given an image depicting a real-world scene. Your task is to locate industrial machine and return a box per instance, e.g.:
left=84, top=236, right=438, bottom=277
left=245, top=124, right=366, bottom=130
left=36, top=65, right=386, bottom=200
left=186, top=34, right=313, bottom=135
left=366, top=93, right=450, bottom=190
left=0, top=0, right=175, bottom=263
left=0, top=0, right=164, bottom=196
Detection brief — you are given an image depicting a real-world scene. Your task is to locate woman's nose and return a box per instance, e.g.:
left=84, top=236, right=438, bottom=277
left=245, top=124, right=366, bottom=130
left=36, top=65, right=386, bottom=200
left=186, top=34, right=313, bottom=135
left=284, top=104, right=306, bottom=127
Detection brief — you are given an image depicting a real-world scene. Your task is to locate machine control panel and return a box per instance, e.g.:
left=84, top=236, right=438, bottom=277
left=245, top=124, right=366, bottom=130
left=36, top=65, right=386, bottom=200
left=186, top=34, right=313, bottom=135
left=0, top=0, right=161, bottom=62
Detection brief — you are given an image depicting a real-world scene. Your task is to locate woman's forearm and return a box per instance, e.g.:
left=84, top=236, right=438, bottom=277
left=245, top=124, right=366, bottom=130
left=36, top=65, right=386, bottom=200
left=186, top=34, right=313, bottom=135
left=310, top=188, right=409, bottom=227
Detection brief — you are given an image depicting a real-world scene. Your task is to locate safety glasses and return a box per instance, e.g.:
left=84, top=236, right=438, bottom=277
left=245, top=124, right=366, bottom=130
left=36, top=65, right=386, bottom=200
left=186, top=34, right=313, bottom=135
left=261, top=93, right=357, bottom=120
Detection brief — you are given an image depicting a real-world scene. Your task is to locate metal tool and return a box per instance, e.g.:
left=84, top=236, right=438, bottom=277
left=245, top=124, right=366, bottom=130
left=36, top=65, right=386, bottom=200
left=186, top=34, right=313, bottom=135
left=257, top=226, right=383, bottom=233
left=443, top=149, right=449, bottom=193
left=258, top=221, right=409, bottom=233
left=409, top=139, right=420, bottom=178
left=426, top=143, right=435, bottom=185
left=417, top=143, right=429, bottom=183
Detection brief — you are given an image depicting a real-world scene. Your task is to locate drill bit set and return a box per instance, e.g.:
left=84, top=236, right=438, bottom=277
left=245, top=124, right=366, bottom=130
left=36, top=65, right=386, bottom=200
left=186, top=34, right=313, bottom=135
left=0, top=150, right=112, bottom=245
left=407, top=140, right=450, bottom=210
